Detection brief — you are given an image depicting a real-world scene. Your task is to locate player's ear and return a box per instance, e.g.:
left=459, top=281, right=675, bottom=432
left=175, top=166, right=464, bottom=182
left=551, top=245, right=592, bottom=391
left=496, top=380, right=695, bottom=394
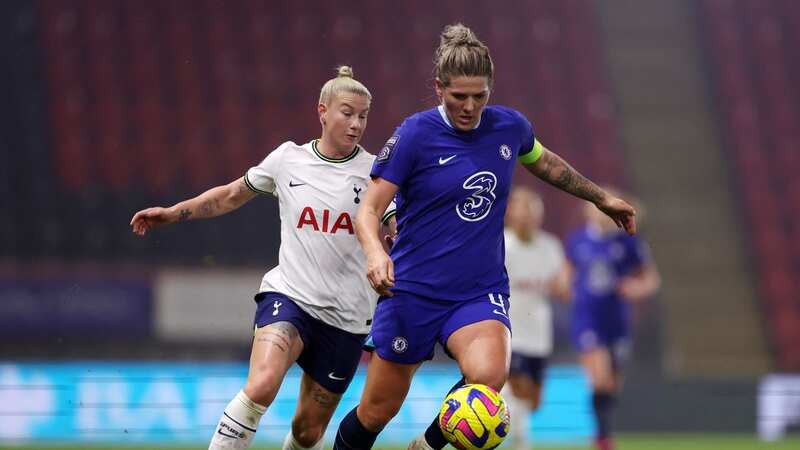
left=434, top=78, right=444, bottom=100
left=318, top=103, right=327, bottom=126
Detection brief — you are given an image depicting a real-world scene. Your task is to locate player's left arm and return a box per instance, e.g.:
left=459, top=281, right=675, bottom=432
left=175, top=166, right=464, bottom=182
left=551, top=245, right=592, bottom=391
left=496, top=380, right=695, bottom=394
left=522, top=143, right=637, bottom=235
left=619, top=262, right=661, bottom=303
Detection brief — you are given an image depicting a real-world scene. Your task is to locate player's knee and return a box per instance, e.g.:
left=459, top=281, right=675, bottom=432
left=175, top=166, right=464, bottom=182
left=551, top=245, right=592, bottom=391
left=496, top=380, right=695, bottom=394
left=243, top=367, right=284, bottom=405
left=466, top=368, right=507, bottom=392
left=591, top=377, right=616, bottom=394
left=291, top=418, right=324, bottom=448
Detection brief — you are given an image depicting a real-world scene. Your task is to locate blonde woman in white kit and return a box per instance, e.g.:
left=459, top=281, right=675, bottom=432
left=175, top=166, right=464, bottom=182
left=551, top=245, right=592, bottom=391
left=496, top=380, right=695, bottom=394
left=131, top=67, right=395, bottom=450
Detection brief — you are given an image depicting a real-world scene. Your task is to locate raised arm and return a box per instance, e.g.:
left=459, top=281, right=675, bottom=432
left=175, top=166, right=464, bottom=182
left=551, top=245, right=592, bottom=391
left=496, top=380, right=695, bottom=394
left=130, top=177, right=257, bottom=236
left=523, top=145, right=637, bottom=234
left=356, top=177, right=399, bottom=297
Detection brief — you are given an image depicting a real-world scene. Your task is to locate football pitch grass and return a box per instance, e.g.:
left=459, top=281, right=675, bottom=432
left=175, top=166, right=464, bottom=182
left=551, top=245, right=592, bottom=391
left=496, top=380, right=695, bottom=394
left=12, top=434, right=800, bottom=450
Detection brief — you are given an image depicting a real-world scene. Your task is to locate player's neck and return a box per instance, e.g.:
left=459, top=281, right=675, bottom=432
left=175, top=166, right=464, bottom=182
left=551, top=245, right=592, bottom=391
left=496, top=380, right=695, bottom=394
left=317, top=138, right=356, bottom=160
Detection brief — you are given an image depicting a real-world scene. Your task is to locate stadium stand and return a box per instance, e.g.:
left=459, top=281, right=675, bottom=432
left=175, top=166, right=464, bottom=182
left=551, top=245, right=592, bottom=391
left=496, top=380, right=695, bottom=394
left=701, top=0, right=800, bottom=370
left=35, top=0, right=626, bottom=257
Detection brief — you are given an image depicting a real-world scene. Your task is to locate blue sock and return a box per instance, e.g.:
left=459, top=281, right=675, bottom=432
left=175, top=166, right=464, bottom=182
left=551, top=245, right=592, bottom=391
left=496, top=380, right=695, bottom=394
left=334, top=406, right=380, bottom=450
left=592, top=392, right=616, bottom=439
left=423, top=377, right=467, bottom=450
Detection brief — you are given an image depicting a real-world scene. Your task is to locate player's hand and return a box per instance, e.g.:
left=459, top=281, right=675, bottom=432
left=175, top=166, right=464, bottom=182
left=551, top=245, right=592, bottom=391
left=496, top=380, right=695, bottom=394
left=365, top=250, right=394, bottom=297
left=130, top=207, right=174, bottom=236
left=596, top=196, right=637, bottom=235
left=619, top=276, right=646, bottom=302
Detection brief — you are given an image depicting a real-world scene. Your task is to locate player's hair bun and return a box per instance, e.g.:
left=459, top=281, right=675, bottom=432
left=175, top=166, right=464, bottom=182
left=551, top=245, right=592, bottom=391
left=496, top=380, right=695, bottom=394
left=439, top=23, right=480, bottom=48
left=434, top=23, right=493, bottom=86
left=336, top=65, right=354, bottom=78
left=319, top=65, right=371, bottom=106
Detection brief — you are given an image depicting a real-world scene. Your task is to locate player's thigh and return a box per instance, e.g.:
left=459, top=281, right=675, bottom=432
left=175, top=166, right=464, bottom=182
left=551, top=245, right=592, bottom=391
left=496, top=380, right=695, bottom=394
left=291, top=372, right=343, bottom=443
left=246, top=321, right=304, bottom=397
left=447, top=319, right=511, bottom=390
left=578, top=347, right=615, bottom=392
left=356, top=352, right=420, bottom=429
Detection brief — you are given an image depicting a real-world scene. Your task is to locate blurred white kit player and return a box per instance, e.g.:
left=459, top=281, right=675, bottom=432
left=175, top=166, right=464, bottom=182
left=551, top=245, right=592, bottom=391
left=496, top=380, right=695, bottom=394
left=505, top=229, right=565, bottom=358
left=502, top=187, right=569, bottom=450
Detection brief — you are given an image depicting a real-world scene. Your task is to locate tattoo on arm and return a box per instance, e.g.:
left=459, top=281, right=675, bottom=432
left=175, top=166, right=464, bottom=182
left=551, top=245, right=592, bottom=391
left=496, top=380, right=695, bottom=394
left=178, top=208, right=192, bottom=221
left=200, top=198, right=221, bottom=217
left=534, top=151, right=605, bottom=203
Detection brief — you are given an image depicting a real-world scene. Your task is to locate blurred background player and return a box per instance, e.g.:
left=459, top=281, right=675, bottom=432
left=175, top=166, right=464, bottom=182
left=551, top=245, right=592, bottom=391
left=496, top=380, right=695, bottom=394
left=566, top=188, right=660, bottom=450
left=130, top=67, right=395, bottom=450
left=503, top=186, right=570, bottom=450
left=333, top=23, right=637, bottom=450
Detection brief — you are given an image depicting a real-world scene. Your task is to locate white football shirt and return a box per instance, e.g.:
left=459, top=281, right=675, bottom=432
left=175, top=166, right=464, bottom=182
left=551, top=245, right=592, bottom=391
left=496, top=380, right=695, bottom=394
left=506, top=229, right=565, bottom=356
left=244, top=140, right=395, bottom=334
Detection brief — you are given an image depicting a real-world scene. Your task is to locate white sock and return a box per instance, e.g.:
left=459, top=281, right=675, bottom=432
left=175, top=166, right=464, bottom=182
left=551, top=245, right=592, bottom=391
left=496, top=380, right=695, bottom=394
left=504, top=389, right=531, bottom=450
left=208, top=390, right=267, bottom=450
left=282, top=430, right=324, bottom=450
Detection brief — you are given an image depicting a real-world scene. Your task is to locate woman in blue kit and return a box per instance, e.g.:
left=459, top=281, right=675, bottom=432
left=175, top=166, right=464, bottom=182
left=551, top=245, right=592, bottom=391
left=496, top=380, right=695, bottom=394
left=333, top=24, right=637, bottom=450
left=567, top=189, right=660, bottom=450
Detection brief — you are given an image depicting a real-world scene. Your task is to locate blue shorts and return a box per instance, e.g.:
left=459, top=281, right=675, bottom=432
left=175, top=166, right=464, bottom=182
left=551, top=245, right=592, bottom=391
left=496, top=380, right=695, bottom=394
left=254, top=292, right=366, bottom=394
left=509, top=353, right=547, bottom=384
left=571, top=321, right=631, bottom=371
left=366, top=291, right=511, bottom=364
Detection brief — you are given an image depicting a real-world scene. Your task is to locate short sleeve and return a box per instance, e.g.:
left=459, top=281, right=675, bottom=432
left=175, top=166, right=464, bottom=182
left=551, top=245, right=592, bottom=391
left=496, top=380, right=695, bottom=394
left=244, top=143, right=286, bottom=195
left=516, top=112, right=543, bottom=165
left=371, top=119, right=417, bottom=187
left=381, top=198, right=398, bottom=224
left=517, top=113, right=535, bottom=156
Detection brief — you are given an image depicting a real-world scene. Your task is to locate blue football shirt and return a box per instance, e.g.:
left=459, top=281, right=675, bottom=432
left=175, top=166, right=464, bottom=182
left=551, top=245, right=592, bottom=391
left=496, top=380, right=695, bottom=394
left=371, top=105, right=538, bottom=300
left=566, top=225, right=650, bottom=329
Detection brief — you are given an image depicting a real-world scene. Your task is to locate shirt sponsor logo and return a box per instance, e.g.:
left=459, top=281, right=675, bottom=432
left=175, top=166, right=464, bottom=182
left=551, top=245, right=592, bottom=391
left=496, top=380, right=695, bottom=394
left=296, top=207, right=354, bottom=234
left=456, top=171, right=497, bottom=222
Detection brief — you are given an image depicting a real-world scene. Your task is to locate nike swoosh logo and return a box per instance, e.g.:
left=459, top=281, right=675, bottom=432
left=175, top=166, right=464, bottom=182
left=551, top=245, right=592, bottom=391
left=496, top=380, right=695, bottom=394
left=217, top=429, right=239, bottom=439
left=328, top=372, right=347, bottom=381
left=438, top=155, right=456, bottom=165
left=289, top=181, right=307, bottom=187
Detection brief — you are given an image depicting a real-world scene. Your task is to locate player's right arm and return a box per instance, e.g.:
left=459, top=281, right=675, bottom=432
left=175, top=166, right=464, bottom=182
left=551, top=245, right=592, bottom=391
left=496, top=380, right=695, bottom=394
left=130, top=177, right=256, bottom=236
left=356, top=177, right=399, bottom=297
